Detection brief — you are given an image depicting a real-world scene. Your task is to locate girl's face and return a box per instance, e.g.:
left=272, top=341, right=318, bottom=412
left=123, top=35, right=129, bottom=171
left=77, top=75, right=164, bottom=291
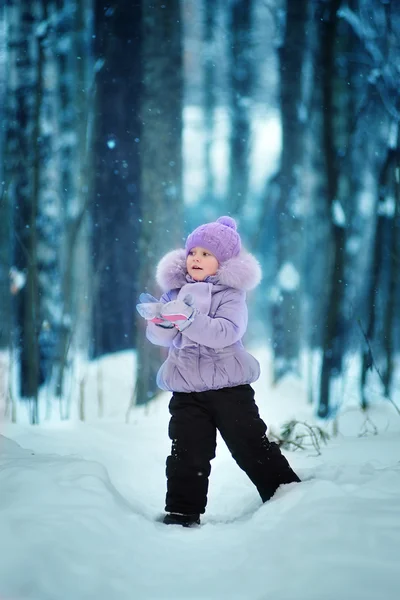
left=186, top=246, right=219, bottom=281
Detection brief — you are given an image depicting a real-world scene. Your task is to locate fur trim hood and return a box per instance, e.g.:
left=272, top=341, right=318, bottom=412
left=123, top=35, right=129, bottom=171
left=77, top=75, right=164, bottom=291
left=156, top=248, right=262, bottom=292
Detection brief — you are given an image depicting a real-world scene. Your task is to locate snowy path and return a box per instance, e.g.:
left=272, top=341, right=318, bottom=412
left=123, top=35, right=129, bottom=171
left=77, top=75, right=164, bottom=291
left=1, top=397, right=400, bottom=600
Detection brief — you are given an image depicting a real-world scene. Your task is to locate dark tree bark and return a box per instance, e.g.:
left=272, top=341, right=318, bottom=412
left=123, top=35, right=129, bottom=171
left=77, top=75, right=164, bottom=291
left=316, top=0, right=343, bottom=418
left=271, top=0, right=309, bottom=383
left=91, top=1, right=142, bottom=358
left=0, top=4, right=10, bottom=352
left=317, top=0, right=354, bottom=418
left=327, top=0, right=400, bottom=412
left=54, top=0, right=93, bottom=408
left=228, top=0, right=254, bottom=216
left=134, top=0, right=183, bottom=407
left=35, top=1, right=64, bottom=412
left=0, top=3, right=11, bottom=414
left=381, top=132, right=400, bottom=398
left=360, top=149, right=394, bottom=407
left=371, top=3, right=400, bottom=400
left=54, top=0, right=81, bottom=401
left=5, top=0, right=43, bottom=422
left=202, top=0, right=217, bottom=205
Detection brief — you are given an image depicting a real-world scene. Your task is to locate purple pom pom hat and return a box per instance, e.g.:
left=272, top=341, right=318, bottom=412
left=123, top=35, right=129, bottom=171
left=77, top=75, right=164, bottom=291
left=185, top=216, right=242, bottom=264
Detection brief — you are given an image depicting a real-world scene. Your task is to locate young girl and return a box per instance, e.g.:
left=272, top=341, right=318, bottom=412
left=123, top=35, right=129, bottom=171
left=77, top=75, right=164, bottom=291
left=137, top=216, right=300, bottom=527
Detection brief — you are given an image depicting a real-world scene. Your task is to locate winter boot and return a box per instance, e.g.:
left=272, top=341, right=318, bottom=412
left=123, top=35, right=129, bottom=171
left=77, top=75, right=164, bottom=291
left=163, top=512, right=201, bottom=527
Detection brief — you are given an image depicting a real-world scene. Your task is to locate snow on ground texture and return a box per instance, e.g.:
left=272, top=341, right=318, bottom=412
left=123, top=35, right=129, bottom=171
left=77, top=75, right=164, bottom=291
left=1, top=351, right=400, bottom=600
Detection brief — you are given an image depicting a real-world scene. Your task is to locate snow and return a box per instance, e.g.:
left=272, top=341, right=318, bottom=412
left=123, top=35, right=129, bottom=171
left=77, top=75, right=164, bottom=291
left=377, top=196, right=396, bottom=217
left=358, top=188, right=375, bottom=218
left=1, top=349, right=400, bottom=600
left=332, top=199, right=346, bottom=227
left=277, top=262, right=300, bottom=292
left=9, top=266, right=26, bottom=294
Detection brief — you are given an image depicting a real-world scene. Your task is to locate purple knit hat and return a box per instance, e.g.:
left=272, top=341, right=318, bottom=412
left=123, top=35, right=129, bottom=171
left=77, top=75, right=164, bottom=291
left=185, top=216, right=241, bottom=264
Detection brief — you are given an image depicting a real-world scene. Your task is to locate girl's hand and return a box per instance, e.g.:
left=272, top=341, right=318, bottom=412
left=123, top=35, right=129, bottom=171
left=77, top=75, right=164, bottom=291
left=138, top=292, right=159, bottom=304
left=136, top=300, right=174, bottom=328
left=160, top=295, right=196, bottom=331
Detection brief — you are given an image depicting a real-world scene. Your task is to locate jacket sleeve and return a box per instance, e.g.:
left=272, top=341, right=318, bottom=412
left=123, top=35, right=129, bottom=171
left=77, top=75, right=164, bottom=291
left=182, top=289, right=248, bottom=349
left=145, top=291, right=179, bottom=347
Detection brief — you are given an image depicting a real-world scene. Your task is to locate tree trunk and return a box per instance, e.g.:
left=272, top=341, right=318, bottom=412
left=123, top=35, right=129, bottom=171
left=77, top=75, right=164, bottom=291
left=54, top=0, right=80, bottom=402
left=317, top=0, right=351, bottom=418
left=228, top=0, right=253, bottom=216
left=91, top=1, right=142, bottom=358
left=134, top=0, right=183, bottom=406
left=0, top=5, right=11, bottom=417
left=382, top=130, right=400, bottom=397
left=6, top=0, right=42, bottom=422
left=0, top=5, right=10, bottom=352
left=54, top=0, right=93, bottom=409
left=360, top=149, right=393, bottom=407
left=272, top=0, right=308, bottom=382
left=35, top=1, right=65, bottom=417
left=203, top=0, right=217, bottom=205
left=338, top=1, right=400, bottom=409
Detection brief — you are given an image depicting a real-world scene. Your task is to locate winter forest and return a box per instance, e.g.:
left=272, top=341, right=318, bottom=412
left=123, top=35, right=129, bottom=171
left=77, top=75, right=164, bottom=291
left=1, top=2, right=400, bottom=599
left=0, top=0, right=399, bottom=427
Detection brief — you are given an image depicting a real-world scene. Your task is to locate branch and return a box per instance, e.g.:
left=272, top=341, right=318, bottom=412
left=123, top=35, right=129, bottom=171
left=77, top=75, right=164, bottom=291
left=338, top=6, right=400, bottom=122
left=271, top=419, right=330, bottom=456
left=357, top=318, right=400, bottom=417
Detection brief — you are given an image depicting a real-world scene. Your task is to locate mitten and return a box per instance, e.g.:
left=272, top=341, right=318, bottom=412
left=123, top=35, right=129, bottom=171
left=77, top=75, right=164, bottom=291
left=160, top=294, right=196, bottom=332
left=138, top=293, right=159, bottom=304
left=136, top=294, right=174, bottom=328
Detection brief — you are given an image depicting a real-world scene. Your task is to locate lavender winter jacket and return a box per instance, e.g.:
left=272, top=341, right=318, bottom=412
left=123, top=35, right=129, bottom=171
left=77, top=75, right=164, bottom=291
left=145, top=248, right=262, bottom=393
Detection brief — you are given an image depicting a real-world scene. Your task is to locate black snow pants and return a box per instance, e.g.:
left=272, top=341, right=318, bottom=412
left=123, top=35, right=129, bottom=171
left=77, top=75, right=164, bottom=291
left=165, top=384, right=300, bottom=515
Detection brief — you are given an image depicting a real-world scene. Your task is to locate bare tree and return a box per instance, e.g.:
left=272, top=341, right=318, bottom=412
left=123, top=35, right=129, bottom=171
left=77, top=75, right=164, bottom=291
left=3, top=0, right=91, bottom=422
left=34, top=0, right=64, bottom=416
left=0, top=5, right=10, bottom=350
left=4, top=0, right=44, bottom=423
left=91, top=1, right=142, bottom=359
left=134, top=0, right=184, bottom=407
left=203, top=0, right=218, bottom=205
left=228, top=0, right=254, bottom=216
left=55, top=0, right=93, bottom=409
left=361, top=137, right=400, bottom=406
left=271, top=0, right=309, bottom=383
left=0, top=5, right=11, bottom=414
left=382, top=128, right=400, bottom=397
left=334, top=1, right=400, bottom=410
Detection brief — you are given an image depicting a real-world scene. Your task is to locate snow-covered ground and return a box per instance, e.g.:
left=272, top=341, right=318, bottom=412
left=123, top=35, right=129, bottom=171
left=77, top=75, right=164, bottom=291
left=1, top=349, right=400, bottom=600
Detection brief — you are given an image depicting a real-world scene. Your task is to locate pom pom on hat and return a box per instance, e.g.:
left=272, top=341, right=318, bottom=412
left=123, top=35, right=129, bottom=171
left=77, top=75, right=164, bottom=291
left=185, top=216, right=242, bottom=264
left=216, top=216, right=237, bottom=229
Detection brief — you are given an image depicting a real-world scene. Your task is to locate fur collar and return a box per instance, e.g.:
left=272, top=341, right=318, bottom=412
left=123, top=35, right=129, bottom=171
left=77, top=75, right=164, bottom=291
left=156, top=248, right=262, bottom=292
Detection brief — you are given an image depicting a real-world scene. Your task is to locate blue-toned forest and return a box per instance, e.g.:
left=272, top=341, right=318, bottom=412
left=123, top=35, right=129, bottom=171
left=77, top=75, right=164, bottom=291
left=0, top=0, right=399, bottom=424
left=1, top=4, right=400, bottom=600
